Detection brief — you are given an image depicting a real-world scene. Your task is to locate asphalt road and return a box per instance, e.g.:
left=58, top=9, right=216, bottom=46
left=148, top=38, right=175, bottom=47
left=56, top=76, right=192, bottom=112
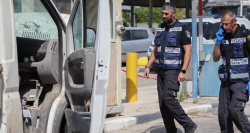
left=106, top=105, right=250, bottom=133
left=113, top=66, right=250, bottom=133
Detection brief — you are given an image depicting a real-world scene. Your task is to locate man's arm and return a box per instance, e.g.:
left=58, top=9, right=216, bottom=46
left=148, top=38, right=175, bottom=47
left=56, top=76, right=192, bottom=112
left=181, top=44, right=192, bottom=70
left=179, top=25, right=191, bottom=82
left=143, top=46, right=157, bottom=78
left=213, top=44, right=221, bottom=62
left=178, top=44, right=191, bottom=82
left=147, top=46, right=157, bottom=67
left=213, top=26, right=225, bottom=62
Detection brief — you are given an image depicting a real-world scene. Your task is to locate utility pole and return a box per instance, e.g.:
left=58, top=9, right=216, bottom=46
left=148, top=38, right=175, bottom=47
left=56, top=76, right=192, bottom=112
left=192, top=0, right=198, bottom=99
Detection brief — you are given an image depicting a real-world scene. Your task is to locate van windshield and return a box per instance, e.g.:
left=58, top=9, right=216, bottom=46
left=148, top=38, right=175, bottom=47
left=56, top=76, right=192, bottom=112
left=203, top=23, right=220, bottom=40
left=204, top=7, right=240, bottom=16
left=181, top=22, right=210, bottom=37
left=13, top=0, right=58, bottom=40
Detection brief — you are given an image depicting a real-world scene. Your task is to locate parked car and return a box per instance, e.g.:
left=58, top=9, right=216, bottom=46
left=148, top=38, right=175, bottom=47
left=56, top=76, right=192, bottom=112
left=122, top=27, right=155, bottom=63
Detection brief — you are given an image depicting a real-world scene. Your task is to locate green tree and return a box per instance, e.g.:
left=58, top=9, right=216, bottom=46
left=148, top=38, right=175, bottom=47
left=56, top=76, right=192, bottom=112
left=122, top=12, right=130, bottom=27
left=176, top=8, right=184, bottom=20
left=134, top=7, right=185, bottom=23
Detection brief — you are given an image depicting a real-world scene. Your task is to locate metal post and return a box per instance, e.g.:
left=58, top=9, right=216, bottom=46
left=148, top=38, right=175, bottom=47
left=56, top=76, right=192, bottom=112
left=148, top=0, right=153, bottom=28
left=131, top=0, right=134, bottom=27
left=126, top=53, right=138, bottom=102
left=186, top=0, right=190, bottom=18
left=192, top=0, right=198, bottom=99
left=198, top=0, right=203, bottom=65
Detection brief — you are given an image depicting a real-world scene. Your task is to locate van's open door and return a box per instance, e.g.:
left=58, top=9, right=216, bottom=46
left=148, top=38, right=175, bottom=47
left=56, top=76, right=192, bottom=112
left=0, top=0, right=23, bottom=132
left=63, top=0, right=111, bottom=132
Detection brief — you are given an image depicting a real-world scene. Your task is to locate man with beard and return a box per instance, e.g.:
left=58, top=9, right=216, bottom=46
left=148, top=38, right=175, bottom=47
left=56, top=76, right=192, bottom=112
left=213, top=10, right=250, bottom=133
left=143, top=2, right=196, bottom=133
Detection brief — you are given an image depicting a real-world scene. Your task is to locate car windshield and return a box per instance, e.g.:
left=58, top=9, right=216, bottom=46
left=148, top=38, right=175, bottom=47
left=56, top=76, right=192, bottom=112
left=181, top=22, right=210, bottom=37
left=203, top=22, right=220, bottom=40
left=204, top=7, right=240, bottom=16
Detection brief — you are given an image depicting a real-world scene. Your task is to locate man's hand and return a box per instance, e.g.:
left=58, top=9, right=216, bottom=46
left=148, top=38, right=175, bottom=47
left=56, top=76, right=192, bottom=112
left=178, top=72, right=186, bottom=82
left=143, top=68, right=150, bottom=79
left=216, top=26, right=225, bottom=44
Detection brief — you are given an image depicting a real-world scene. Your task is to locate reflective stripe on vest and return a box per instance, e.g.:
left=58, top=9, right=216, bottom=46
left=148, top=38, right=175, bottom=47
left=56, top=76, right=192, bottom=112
left=164, top=59, right=182, bottom=65
left=219, top=74, right=227, bottom=79
left=222, top=59, right=226, bottom=65
left=157, top=47, right=180, bottom=54
left=157, top=46, right=161, bottom=52
left=155, top=59, right=159, bottom=64
left=230, top=73, right=249, bottom=79
left=155, top=58, right=181, bottom=65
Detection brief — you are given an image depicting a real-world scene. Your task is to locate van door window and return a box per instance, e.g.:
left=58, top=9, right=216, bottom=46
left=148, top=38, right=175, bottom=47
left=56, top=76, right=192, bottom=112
left=73, top=4, right=82, bottom=50
left=132, top=30, right=148, bottom=40
left=72, top=4, right=95, bottom=50
left=52, top=0, right=72, bottom=14
left=182, top=22, right=210, bottom=37
left=13, top=0, right=58, bottom=40
left=86, top=28, right=96, bottom=47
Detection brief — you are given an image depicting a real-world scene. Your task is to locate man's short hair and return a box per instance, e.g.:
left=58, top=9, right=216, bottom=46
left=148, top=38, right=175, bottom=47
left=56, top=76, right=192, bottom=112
left=162, top=2, right=176, bottom=13
left=221, top=10, right=236, bottom=21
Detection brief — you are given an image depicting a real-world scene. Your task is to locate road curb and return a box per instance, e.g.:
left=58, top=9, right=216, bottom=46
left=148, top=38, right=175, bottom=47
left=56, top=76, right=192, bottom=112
left=104, top=102, right=219, bottom=131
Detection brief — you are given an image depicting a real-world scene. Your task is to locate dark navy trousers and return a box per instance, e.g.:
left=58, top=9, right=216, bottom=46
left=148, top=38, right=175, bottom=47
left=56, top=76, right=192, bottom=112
left=218, top=82, right=250, bottom=133
left=157, top=69, right=194, bottom=132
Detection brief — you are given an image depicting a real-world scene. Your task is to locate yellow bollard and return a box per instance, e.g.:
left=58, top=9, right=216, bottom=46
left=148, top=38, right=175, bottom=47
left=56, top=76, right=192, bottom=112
left=126, top=53, right=138, bottom=103
left=137, top=57, right=148, bottom=66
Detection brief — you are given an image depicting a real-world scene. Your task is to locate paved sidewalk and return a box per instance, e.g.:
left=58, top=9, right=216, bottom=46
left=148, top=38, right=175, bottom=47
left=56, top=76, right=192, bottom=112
left=104, top=67, right=220, bottom=132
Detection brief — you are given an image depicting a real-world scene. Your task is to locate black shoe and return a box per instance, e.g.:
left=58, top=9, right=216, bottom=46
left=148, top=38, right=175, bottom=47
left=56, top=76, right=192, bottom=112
left=185, top=123, right=197, bottom=133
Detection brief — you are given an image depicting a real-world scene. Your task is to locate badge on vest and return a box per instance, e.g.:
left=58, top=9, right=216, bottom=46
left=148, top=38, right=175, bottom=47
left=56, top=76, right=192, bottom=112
left=185, top=30, right=191, bottom=38
left=231, top=37, right=246, bottom=43
left=165, top=47, right=180, bottom=53
left=230, top=58, right=248, bottom=65
left=169, top=27, right=182, bottom=32
left=222, top=40, right=229, bottom=44
left=247, top=35, right=250, bottom=41
left=157, top=28, right=165, bottom=32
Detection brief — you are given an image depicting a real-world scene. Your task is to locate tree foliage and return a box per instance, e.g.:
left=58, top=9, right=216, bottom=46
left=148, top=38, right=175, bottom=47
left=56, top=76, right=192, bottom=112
left=135, top=7, right=163, bottom=23
left=122, top=7, right=185, bottom=25
left=122, top=12, right=130, bottom=27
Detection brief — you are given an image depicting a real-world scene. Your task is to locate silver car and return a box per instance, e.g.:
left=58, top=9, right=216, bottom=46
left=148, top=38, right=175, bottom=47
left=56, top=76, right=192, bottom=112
left=122, top=27, right=155, bottom=63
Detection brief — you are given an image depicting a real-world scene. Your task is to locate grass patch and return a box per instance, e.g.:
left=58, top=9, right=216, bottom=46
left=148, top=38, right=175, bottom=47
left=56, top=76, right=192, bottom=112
left=178, top=88, right=188, bottom=102
left=193, top=98, right=198, bottom=104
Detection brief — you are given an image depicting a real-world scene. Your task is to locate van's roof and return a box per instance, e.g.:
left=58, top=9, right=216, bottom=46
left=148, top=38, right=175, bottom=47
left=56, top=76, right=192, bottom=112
left=179, top=17, right=250, bottom=24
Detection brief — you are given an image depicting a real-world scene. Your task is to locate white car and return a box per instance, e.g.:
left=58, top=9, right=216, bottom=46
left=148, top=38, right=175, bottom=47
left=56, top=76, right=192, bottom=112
left=122, top=27, right=155, bottom=63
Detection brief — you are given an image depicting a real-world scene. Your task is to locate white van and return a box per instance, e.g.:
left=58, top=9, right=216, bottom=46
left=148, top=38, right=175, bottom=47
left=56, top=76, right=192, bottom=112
left=148, top=17, right=250, bottom=71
